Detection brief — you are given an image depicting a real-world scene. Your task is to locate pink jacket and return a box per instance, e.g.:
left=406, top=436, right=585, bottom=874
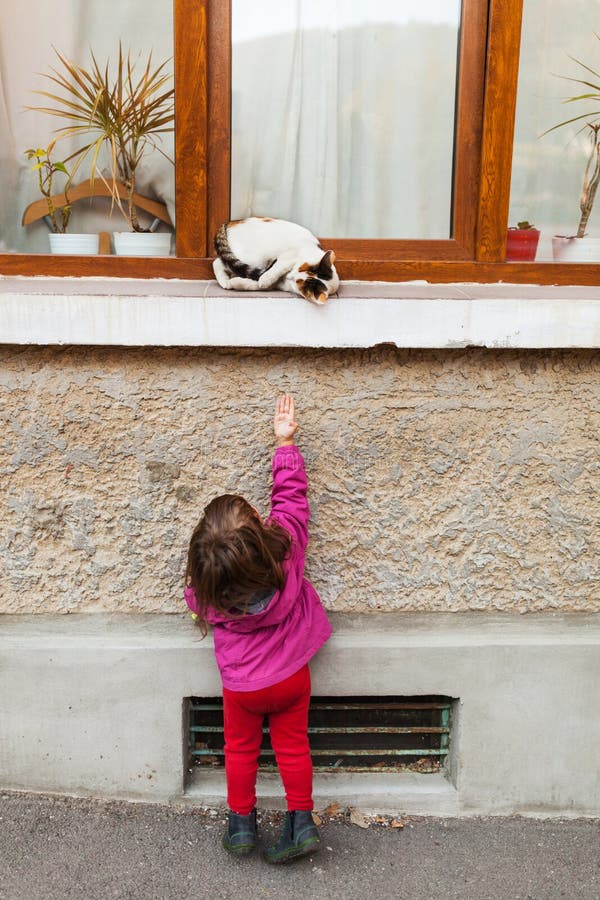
left=184, top=445, right=332, bottom=691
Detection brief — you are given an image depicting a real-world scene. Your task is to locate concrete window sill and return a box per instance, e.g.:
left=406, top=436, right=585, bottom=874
left=1, top=276, right=599, bottom=348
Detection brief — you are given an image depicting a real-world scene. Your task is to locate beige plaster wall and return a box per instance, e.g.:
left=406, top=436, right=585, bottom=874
left=1, top=346, right=598, bottom=614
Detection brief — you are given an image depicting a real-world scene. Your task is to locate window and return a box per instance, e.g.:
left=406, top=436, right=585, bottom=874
left=2, top=1, right=174, bottom=256
left=230, top=1, right=462, bottom=241
left=509, top=0, right=600, bottom=262
left=1, top=0, right=599, bottom=284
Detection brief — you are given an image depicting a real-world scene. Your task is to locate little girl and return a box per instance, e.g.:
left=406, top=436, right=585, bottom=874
left=184, top=394, right=331, bottom=863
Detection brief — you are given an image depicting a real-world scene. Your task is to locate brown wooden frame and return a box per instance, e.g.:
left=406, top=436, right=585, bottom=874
left=2, top=0, right=600, bottom=285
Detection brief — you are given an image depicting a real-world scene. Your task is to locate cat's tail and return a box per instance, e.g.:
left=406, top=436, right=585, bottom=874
left=214, top=222, right=230, bottom=259
left=214, top=221, right=251, bottom=277
left=213, top=221, right=268, bottom=281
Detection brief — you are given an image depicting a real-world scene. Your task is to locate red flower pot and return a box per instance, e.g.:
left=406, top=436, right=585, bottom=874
left=506, top=227, right=540, bottom=261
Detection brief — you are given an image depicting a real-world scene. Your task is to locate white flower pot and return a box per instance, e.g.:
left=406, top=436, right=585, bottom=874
left=49, top=233, right=100, bottom=255
left=112, top=232, right=172, bottom=257
left=552, top=235, right=600, bottom=262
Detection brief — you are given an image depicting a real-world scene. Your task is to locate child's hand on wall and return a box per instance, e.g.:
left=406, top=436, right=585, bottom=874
left=274, top=394, right=298, bottom=446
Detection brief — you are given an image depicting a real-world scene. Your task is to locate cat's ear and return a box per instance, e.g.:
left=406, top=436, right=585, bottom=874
left=297, top=277, right=328, bottom=305
left=317, top=250, right=336, bottom=281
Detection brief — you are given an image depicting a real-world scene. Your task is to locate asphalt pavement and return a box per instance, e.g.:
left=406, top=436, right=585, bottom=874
left=1, top=792, right=598, bottom=900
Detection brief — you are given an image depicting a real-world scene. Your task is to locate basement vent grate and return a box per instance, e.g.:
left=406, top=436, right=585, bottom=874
left=188, top=695, right=453, bottom=773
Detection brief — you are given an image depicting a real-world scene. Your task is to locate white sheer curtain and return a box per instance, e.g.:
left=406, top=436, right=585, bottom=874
left=0, top=1, right=174, bottom=253
left=231, top=0, right=460, bottom=239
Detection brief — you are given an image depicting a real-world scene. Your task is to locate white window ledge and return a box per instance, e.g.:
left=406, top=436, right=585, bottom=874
left=1, top=276, right=599, bottom=348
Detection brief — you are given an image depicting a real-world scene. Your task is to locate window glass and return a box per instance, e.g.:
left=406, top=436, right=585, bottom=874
left=509, top=0, right=600, bottom=261
left=231, top=0, right=461, bottom=239
left=0, top=1, right=174, bottom=255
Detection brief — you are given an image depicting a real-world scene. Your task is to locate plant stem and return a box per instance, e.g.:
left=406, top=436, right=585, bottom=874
left=577, top=125, right=600, bottom=238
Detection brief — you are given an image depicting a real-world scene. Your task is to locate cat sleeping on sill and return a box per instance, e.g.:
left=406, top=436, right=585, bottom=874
left=213, top=217, right=339, bottom=305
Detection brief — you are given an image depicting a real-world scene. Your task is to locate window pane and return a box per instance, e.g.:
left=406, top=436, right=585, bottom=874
left=0, top=1, right=174, bottom=255
left=231, top=0, right=461, bottom=239
left=509, top=0, right=600, bottom=261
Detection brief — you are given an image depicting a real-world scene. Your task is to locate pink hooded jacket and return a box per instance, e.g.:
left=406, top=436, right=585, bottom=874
left=184, top=444, right=332, bottom=691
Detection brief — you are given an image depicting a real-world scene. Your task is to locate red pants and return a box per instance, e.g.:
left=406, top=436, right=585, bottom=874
left=222, top=665, right=313, bottom=815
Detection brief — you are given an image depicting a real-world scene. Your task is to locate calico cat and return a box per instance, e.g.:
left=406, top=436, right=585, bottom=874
left=213, top=217, right=339, bottom=305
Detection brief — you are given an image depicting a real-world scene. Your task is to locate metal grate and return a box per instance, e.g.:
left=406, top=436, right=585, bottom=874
left=188, top=695, right=453, bottom=774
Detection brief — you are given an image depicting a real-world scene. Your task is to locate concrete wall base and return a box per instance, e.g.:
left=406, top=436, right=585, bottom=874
left=1, top=613, right=599, bottom=817
left=185, top=771, right=459, bottom=817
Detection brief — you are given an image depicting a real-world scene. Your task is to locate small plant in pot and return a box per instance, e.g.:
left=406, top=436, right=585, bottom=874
left=24, top=143, right=99, bottom=254
left=545, top=37, right=600, bottom=261
left=31, top=45, right=174, bottom=256
left=506, top=220, right=540, bottom=261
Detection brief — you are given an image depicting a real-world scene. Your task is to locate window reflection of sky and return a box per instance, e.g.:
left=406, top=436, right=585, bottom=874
left=233, top=0, right=459, bottom=43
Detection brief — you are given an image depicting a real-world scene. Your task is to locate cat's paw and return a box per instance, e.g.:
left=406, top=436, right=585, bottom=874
left=212, top=257, right=231, bottom=289
left=257, top=274, right=271, bottom=290
left=257, top=271, right=279, bottom=290
left=229, top=276, right=261, bottom=291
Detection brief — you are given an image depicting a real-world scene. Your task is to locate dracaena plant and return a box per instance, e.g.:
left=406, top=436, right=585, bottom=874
left=30, top=44, right=174, bottom=232
left=545, top=37, right=600, bottom=238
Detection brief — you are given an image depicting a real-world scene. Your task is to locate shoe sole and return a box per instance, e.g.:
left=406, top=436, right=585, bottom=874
left=263, top=835, right=320, bottom=864
left=222, top=838, right=256, bottom=856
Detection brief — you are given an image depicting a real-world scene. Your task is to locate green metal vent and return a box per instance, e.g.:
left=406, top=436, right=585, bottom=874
left=188, top=695, right=453, bottom=774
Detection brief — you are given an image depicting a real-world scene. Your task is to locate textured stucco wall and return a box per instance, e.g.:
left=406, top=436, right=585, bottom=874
left=1, top=346, right=598, bottom=614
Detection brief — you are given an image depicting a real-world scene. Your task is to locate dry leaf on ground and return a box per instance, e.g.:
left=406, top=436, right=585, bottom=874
left=322, top=802, right=340, bottom=817
left=349, top=808, right=369, bottom=829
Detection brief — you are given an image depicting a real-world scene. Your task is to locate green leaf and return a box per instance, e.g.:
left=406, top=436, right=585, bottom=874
left=566, top=53, right=600, bottom=83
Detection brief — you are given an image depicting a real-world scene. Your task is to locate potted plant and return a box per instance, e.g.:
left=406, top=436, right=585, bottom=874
left=545, top=38, right=600, bottom=261
left=506, top=221, right=540, bottom=261
left=24, top=143, right=99, bottom=254
left=30, top=45, right=174, bottom=256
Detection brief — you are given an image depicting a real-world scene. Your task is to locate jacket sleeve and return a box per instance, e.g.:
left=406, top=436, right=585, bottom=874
left=269, top=445, right=309, bottom=552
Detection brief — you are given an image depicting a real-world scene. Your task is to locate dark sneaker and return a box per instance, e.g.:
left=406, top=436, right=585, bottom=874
left=263, top=810, right=320, bottom=864
left=222, top=809, right=257, bottom=856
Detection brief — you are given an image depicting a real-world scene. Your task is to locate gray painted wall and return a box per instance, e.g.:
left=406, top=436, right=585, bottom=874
left=2, top=613, right=599, bottom=816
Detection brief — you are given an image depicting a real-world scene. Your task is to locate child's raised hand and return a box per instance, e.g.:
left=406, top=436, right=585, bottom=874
left=274, top=394, right=298, bottom=446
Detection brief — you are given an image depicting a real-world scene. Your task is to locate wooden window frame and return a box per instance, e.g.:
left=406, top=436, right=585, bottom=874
left=1, top=0, right=599, bottom=285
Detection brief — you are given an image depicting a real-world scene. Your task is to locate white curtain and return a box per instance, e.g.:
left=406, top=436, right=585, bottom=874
left=231, top=0, right=460, bottom=239
left=0, top=1, right=174, bottom=253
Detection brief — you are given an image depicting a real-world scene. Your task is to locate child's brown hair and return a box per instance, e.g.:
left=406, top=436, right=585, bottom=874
left=186, top=494, right=291, bottom=633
